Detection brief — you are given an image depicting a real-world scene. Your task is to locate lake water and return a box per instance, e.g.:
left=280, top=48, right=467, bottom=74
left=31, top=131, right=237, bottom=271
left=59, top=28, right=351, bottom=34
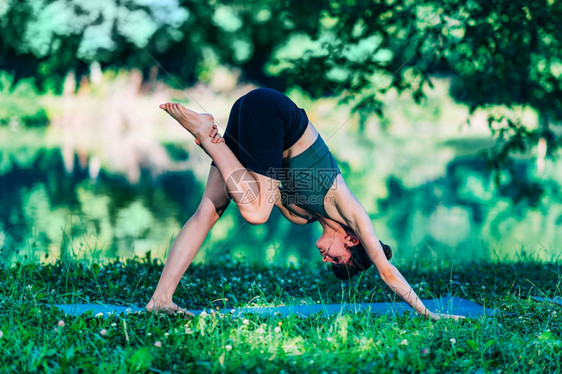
left=2, top=124, right=560, bottom=267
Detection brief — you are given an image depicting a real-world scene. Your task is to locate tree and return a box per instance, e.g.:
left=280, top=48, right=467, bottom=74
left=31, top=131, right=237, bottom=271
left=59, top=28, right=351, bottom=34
left=436, top=0, right=562, bottom=203
left=266, top=0, right=562, bottom=203
left=0, top=0, right=189, bottom=88
left=1, top=0, right=559, bottom=203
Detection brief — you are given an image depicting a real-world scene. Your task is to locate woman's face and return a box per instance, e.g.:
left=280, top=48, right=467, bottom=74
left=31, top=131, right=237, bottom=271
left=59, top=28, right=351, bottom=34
left=315, top=230, right=354, bottom=265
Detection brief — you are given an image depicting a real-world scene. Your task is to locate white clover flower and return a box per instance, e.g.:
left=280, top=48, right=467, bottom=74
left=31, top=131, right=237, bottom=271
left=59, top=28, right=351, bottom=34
left=400, top=339, right=408, bottom=346
left=274, top=326, right=281, bottom=333
left=0, top=330, right=3, bottom=339
left=243, top=319, right=249, bottom=325
left=200, top=311, right=208, bottom=318
left=95, top=312, right=104, bottom=318
left=225, top=345, right=233, bottom=351
left=450, top=338, right=456, bottom=344
left=57, top=320, right=65, bottom=327
left=99, top=329, right=107, bottom=336
left=154, top=341, right=162, bottom=348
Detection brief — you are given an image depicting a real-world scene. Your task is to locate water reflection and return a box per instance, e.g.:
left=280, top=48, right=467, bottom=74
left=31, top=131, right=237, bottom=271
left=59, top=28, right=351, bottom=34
left=0, top=147, right=321, bottom=265
left=1, top=76, right=561, bottom=265
left=2, top=140, right=561, bottom=267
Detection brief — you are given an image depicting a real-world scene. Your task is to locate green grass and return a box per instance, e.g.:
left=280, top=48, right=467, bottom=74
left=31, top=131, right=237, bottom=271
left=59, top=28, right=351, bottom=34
left=0, top=257, right=561, bottom=373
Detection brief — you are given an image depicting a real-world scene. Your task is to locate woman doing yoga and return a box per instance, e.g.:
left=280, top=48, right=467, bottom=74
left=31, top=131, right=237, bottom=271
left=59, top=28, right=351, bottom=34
left=147, top=88, right=463, bottom=320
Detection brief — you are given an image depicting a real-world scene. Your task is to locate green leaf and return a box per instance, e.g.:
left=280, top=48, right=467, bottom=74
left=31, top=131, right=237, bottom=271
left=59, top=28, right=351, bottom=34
left=466, top=339, right=478, bottom=350
left=484, top=339, right=496, bottom=349
left=92, top=263, right=100, bottom=277
left=128, top=347, right=153, bottom=371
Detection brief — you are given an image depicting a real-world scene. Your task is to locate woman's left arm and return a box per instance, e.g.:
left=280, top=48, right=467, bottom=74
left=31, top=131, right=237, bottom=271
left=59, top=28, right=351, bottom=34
left=332, top=184, right=462, bottom=320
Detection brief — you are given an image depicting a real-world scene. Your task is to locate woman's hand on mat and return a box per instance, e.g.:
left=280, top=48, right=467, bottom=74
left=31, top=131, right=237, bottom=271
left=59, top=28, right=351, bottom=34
left=194, top=124, right=224, bottom=146
left=428, top=311, right=465, bottom=321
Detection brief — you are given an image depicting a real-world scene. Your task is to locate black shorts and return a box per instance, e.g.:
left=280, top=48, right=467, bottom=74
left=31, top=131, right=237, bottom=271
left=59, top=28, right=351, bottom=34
left=211, top=88, right=309, bottom=178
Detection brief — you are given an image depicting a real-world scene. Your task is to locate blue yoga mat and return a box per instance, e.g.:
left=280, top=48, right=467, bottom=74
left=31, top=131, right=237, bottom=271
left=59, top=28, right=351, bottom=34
left=53, top=296, right=496, bottom=318
left=529, top=296, right=562, bottom=306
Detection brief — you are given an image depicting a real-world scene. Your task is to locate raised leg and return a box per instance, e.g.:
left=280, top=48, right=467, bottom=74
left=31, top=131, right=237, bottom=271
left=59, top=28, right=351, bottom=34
left=160, top=103, right=280, bottom=225
left=146, top=165, right=230, bottom=312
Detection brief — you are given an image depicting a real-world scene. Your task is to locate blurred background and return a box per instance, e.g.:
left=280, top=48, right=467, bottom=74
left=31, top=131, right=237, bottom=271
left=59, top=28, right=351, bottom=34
left=0, top=0, right=561, bottom=266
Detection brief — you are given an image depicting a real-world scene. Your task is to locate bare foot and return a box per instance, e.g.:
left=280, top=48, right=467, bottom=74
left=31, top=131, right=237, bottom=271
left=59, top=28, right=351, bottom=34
left=159, top=103, right=214, bottom=140
left=146, top=297, right=194, bottom=316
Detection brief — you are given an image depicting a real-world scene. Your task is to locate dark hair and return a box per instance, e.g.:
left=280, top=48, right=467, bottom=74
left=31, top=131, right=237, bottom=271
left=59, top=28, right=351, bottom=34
left=331, top=225, right=392, bottom=280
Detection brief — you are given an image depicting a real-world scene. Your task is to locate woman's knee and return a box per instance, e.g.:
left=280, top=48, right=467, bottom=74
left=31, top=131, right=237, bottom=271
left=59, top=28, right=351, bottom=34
left=240, top=209, right=270, bottom=225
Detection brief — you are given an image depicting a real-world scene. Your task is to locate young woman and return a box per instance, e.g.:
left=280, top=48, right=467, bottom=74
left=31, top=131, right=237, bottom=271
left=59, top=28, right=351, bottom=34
left=146, top=88, right=463, bottom=320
